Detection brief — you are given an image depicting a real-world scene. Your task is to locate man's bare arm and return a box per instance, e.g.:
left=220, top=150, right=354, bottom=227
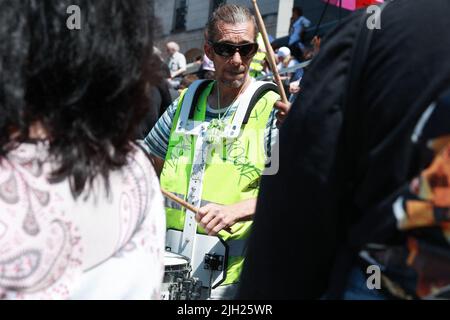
left=171, top=67, right=186, bottom=79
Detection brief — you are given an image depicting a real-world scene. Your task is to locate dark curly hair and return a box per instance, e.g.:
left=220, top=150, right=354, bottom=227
left=0, top=0, right=156, bottom=197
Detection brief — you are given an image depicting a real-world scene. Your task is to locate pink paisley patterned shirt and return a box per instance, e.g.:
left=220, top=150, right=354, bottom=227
left=0, top=142, right=165, bottom=299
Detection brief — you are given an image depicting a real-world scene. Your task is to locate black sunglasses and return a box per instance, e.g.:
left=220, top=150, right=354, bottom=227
left=209, top=41, right=259, bottom=58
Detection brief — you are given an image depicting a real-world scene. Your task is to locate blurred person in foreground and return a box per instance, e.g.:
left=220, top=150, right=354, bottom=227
left=238, top=0, right=450, bottom=300
left=0, top=0, right=165, bottom=299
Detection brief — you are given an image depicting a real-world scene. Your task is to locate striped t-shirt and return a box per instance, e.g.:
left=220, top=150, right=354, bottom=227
left=142, top=94, right=278, bottom=161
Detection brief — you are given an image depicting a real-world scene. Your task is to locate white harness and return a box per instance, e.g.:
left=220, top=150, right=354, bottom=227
left=166, top=79, right=277, bottom=289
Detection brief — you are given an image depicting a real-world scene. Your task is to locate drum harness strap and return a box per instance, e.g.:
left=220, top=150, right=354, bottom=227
left=172, top=79, right=278, bottom=267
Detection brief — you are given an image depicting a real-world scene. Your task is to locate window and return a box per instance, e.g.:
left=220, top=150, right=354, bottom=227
left=173, top=0, right=188, bottom=31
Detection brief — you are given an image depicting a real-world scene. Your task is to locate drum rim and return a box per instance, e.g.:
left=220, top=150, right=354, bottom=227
left=164, top=264, right=190, bottom=272
left=164, top=250, right=191, bottom=269
left=164, top=251, right=191, bottom=261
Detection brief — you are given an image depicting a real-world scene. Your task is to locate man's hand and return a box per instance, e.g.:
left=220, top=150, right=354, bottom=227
left=274, top=100, right=292, bottom=127
left=195, top=199, right=257, bottom=236
left=196, top=204, right=239, bottom=236
left=289, top=81, right=301, bottom=95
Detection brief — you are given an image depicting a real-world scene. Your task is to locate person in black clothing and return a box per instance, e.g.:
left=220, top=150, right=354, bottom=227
left=237, top=0, right=450, bottom=299
left=137, top=53, right=174, bottom=138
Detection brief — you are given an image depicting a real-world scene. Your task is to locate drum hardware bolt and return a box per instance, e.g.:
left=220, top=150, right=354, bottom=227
left=204, top=254, right=224, bottom=271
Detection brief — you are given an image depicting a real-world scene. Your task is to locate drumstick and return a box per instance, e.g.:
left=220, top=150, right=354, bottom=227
left=251, top=0, right=289, bottom=104
left=161, top=188, right=233, bottom=234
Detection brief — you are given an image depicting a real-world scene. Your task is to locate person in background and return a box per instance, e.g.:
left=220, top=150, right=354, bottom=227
left=288, top=6, right=311, bottom=60
left=288, top=79, right=301, bottom=103
left=153, top=46, right=179, bottom=101
left=198, top=54, right=216, bottom=80
left=178, top=74, right=199, bottom=92
left=249, top=33, right=267, bottom=79
left=153, top=46, right=172, bottom=79
left=137, top=52, right=175, bottom=138
left=303, top=35, right=322, bottom=60
left=195, top=55, right=203, bottom=65
left=166, top=41, right=187, bottom=89
left=0, top=0, right=166, bottom=300
left=288, top=35, right=321, bottom=103
left=276, top=47, right=300, bottom=96
left=276, top=47, right=300, bottom=82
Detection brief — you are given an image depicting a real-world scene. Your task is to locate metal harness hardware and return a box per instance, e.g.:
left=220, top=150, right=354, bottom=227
left=204, top=253, right=224, bottom=272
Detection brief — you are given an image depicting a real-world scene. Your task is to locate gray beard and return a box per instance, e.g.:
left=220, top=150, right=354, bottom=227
left=220, top=76, right=246, bottom=89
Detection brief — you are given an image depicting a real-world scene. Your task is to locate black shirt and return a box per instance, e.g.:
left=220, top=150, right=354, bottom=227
left=238, top=0, right=450, bottom=299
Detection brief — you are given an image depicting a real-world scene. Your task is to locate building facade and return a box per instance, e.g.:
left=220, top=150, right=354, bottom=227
left=154, top=0, right=350, bottom=62
left=154, top=0, right=294, bottom=62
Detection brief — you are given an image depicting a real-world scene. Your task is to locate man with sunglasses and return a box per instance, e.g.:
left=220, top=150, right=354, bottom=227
left=143, top=4, right=290, bottom=299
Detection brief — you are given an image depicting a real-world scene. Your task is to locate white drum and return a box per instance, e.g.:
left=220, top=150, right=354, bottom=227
left=161, top=251, right=202, bottom=300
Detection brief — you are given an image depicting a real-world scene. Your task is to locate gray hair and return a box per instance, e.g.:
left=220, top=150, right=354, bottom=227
left=206, top=4, right=257, bottom=42
left=166, top=41, right=180, bottom=52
